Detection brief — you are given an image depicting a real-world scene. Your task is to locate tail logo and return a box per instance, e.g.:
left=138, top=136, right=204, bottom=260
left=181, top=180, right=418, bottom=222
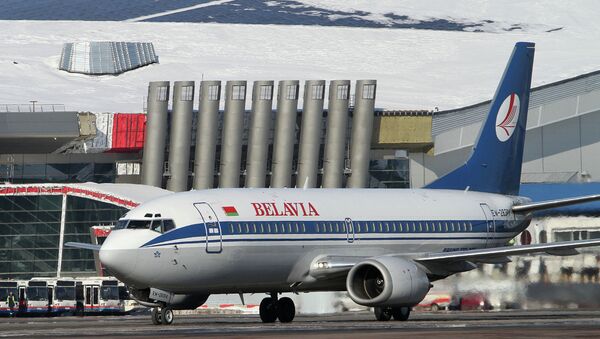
left=495, top=93, right=520, bottom=142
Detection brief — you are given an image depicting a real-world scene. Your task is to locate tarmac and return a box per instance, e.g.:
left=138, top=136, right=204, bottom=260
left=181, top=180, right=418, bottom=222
left=1, top=309, right=600, bottom=338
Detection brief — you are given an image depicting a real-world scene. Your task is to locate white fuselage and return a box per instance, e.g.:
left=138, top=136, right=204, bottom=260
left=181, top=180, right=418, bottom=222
left=99, top=188, right=530, bottom=294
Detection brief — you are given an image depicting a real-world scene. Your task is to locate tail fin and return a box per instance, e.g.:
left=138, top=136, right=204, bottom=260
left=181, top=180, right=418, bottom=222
left=426, top=42, right=535, bottom=195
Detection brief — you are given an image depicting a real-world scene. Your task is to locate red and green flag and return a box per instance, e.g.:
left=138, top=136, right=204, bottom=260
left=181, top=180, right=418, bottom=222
left=222, top=206, right=239, bottom=217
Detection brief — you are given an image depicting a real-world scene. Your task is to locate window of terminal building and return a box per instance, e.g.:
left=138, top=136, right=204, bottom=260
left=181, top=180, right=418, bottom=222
left=362, top=84, right=376, bottom=100
left=207, top=85, right=220, bottom=101
left=231, top=85, right=246, bottom=100
left=336, top=84, right=349, bottom=100
left=311, top=84, right=324, bottom=100
left=156, top=86, right=168, bottom=102
left=259, top=85, right=273, bottom=100
left=285, top=84, right=298, bottom=100
left=368, top=159, right=410, bottom=188
left=180, top=85, right=194, bottom=101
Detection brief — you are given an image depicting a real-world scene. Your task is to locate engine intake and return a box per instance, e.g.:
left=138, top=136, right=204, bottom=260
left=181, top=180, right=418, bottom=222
left=346, top=257, right=429, bottom=307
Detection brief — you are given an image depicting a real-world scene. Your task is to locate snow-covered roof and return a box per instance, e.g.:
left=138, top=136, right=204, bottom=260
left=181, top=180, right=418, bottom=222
left=0, top=183, right=172, bottom=208
left=0, top=2, right=598, bottom=112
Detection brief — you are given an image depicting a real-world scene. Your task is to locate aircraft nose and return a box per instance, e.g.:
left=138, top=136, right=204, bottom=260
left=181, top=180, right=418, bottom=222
left=99, top=231, right=139, bottom=281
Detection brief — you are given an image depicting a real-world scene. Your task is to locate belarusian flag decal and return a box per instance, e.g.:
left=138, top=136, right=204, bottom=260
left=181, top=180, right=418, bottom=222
left=223, top=206, right=239, bottom=217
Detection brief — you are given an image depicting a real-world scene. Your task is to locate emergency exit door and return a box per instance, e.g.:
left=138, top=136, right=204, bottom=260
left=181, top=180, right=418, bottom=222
left=194, top=203, right=223, bottom=253
left=480, top=203, right=496, bottom=248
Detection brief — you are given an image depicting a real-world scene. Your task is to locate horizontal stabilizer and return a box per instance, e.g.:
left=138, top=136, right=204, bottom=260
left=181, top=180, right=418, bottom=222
left=512, top=194, right=600, bottom=214
left=65, top=242, right=101, bottom=251
left=416, top=238, right=600, bottom=263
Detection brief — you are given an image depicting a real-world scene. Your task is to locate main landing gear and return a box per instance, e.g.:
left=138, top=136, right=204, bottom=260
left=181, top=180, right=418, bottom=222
left=374, top=306, right=411, bottom=321
left=259, top=293, right=296, bottom=323
left=151, top=305, right=174, bottom=325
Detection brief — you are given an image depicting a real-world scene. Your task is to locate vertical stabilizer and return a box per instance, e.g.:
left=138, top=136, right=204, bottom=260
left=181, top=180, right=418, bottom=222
left=426, top=42, right=535, bottom=195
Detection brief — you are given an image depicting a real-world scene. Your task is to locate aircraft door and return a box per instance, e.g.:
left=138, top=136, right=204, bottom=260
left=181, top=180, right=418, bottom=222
left=480, top=203, right=496, bottom=248
left=345, top=218, right=355, bottom=243
left=194, top=203, right=223, bottom=253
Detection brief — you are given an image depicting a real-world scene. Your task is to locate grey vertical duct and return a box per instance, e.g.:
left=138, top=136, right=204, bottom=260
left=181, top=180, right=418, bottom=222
left=271, top=80, right=299, bottom=188
left=193, top=80, right=221, bottom=189
left=141, top=81, right=170, bottom=188
left=297, top=80, right=325, bottom=188
left=245, top=80, right=274, bottom=188
left=219, top=80, right=247, bottom=188
left=322, top=80, right=351, bottom=188
left=347, top=80, right=377, bottom=188
left=166, top=81, right=195, bottom=192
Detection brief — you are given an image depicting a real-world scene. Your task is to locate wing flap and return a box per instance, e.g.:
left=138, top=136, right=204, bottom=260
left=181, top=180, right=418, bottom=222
left=416, top=238, right=600, bottom=263
left=65, top=242, right=101, bottom=251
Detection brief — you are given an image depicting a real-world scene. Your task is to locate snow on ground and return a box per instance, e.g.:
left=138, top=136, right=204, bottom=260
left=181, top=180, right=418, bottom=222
left=0, top=13, right=599, bottom=113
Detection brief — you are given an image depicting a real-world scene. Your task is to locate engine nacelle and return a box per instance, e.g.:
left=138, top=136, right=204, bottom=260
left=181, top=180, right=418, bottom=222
left=346, top=257, right=430, bottom=307
left=130, top=288, right=209, bottom=310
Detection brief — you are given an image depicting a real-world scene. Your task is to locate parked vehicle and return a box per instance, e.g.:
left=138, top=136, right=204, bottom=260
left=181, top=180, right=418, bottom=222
left=448, top=292, right=493, bottom=311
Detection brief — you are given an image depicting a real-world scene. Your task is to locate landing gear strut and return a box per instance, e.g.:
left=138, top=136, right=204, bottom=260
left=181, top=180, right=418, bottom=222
left=373, top=306, right=411, bottom=321
left=151, top=305, right=175, bottom=325
left=259, top=293, right=296, bottom=323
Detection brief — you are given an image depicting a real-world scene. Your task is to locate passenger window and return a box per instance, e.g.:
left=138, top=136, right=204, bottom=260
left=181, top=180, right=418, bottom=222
left=335, top=223, right=339, bottom=233
left=371, top=223, right=375, bottom=233
left=237, top=224, right=242, bottom=234
left=252, top=224, right=257, bottom=233
left=379, top=222, right=383, bottom=232
left=468, top=222, right=473, bottom=232
left=260, top=224, right=264, bottom=233
left=412, top=222, right=416, bottom=233
left=302, top=223, right=306, bottom=233
left=445, top=222, right=448, bottom=232
left=451, top=222, right=455, bottom=232
left=438, top=222, right=442, bottom=232
left=384, top=222, right=389, bottom=232
left=418, top=222, right=422, bottom=232
left=288, top=223, right=292, bottom=233
left=294, top=223, right=299, bottom=233
left=328, top=223, right=333, bottom=233
left=162, top=219, right=176, bottom=233
left=316, top=224, right=320, bottom=233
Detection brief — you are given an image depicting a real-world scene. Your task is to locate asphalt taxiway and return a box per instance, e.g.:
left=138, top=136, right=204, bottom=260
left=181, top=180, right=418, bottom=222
left=2, top=310, right=600, bottom=338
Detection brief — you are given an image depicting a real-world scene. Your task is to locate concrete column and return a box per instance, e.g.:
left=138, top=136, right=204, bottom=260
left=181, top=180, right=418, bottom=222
left=245, top=81, right=274, bottom=188
left=271, top=80, right=299, bottom=188
left=347, top=80, right=377, bottom=188
left=297, top=80, right=325, bottom=188
left=167, top=81, right=195, bottom=192
left=322, top=80, right=350, bottom=188
left=219, top=80, right=247, bottom=188
left=193, top=80, right=221, bottom=189
left=142, top=81, right=170, bottom=188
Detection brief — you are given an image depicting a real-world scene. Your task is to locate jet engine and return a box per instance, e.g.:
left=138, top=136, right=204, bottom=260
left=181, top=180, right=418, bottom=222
left=346, top=257, right=430, bottom=307
left=130, top=288, right=209, bottom=310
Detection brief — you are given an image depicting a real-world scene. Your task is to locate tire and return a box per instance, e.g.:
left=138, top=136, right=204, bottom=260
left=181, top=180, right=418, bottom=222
left=259, top=297, right=277, bottom=323
left=161, top=307, right=174, bottom=325
left=277, top=297, right=295, bottom=323
left=374, top=307, right=392, bottom=321
left=392, top=306, right=411, bottom=321
left=431, top=304, right=439, bottom=312
left=151, top=307, right=162, bottom=325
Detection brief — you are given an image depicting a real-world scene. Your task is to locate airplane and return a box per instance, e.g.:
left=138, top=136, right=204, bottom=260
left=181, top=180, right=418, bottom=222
left=68, top=41, right=600, bottom=325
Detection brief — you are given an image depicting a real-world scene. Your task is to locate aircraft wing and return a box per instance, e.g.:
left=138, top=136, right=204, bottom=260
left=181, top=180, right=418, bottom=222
left=512, top=194, right=600, bottom=214
left=65, top=242, right=102, bottom=251
left=415, top=238, right=600, bottom=263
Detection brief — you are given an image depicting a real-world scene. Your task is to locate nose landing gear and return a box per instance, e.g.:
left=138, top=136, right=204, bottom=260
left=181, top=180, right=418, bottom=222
left=374, top=306, right=411, bottom=321
left=259, top=293, right=296, bottom=323
left=151, top=305, right=174, bottom=325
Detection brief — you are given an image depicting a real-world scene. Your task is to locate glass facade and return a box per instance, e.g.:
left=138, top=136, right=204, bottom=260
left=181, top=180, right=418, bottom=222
left=368, top=159, right=410, bottom=188
left=0, top=194, right=128, bottom=279
left=0, top=163, right=116, bottom=184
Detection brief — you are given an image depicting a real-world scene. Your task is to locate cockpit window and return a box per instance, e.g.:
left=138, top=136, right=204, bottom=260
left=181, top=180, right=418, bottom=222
left=122, top=219, right=176, bottom=233
left=114, top=219, right=129, bottom=230
left=163, top=220, right=176, bottom=233
left=127, top=220, right=153, bottom=229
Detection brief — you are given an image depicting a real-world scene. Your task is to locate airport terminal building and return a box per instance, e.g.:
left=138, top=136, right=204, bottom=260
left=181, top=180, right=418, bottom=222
left=0, top=70, right=599, bottom=279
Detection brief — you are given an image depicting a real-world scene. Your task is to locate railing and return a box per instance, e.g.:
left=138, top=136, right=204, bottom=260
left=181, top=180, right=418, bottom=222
left=0, top=104, right=67, bottom=112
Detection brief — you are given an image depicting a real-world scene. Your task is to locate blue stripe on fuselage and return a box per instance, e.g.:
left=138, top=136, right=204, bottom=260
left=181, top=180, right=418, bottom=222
left=141, top=219, right=516, bottom=248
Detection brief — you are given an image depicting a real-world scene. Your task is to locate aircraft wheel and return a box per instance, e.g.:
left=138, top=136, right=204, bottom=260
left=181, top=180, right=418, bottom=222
left=391, top=306, right=411, bottom=321
left=151, top=307, right=162, bottom=325
left=259, top=297, right=277, bottom=323
left=276, top=297, right=295, bottom=323
left=374, top=307, right=392, bottom=321
left=161, top=306, right=174, bottom=325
